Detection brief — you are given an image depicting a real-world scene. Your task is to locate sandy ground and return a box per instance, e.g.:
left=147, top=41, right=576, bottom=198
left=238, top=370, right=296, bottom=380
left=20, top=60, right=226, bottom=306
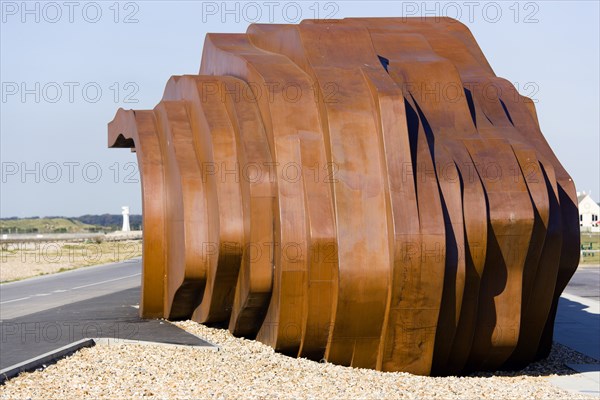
left=0, top=240, right=142, bottom=282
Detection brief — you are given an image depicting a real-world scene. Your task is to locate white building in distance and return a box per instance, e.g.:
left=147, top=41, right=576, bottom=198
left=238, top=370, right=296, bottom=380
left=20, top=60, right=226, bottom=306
left=122, top=206, right=131, bottom=232
left=578, top=192, right=600, bottom=232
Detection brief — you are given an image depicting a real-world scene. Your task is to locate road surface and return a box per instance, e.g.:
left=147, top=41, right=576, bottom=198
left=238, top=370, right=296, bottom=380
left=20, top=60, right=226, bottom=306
left=0, top=259, right=212, bottom=370
left=1, top=259, right=141, bottom=320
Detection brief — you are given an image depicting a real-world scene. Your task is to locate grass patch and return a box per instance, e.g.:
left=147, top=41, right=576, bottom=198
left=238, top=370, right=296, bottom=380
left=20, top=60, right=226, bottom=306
left=0, top=218, right=101, bottom=234
left=580, top=232, right=600, bottom=264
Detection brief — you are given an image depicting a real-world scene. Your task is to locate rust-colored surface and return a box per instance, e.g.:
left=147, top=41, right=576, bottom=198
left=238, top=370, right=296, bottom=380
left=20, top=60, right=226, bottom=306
left=108, top=17, right=579, bottom=375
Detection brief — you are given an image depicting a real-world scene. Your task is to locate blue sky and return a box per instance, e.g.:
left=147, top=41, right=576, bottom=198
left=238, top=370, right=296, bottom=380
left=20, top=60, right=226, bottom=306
left=1, top=0, right=599, bottom=217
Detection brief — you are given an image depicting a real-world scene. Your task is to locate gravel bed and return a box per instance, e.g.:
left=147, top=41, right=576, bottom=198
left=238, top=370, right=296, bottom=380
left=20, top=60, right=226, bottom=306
left=0, top=321, right=596, bottom=399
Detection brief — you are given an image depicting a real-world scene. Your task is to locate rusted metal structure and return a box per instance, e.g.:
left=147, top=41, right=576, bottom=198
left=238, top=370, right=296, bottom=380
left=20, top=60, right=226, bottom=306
left=108, top=18, right=579, bottom=375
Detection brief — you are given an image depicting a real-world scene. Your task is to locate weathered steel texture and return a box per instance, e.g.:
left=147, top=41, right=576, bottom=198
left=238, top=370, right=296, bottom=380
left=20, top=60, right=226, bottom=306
left=108, top=17, right=579, bottom=376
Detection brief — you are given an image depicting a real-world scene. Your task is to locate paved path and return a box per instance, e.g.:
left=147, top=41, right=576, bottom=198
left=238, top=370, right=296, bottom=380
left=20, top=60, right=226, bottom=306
left=559, top=265, right=600, bottom=360
left=564, top=265, right=600, bottom=301
left=551, top=265, right=600, bottom=397
left=0, top=259, right=213, bottom=371
left=0, top=259, right=141, bottom=320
